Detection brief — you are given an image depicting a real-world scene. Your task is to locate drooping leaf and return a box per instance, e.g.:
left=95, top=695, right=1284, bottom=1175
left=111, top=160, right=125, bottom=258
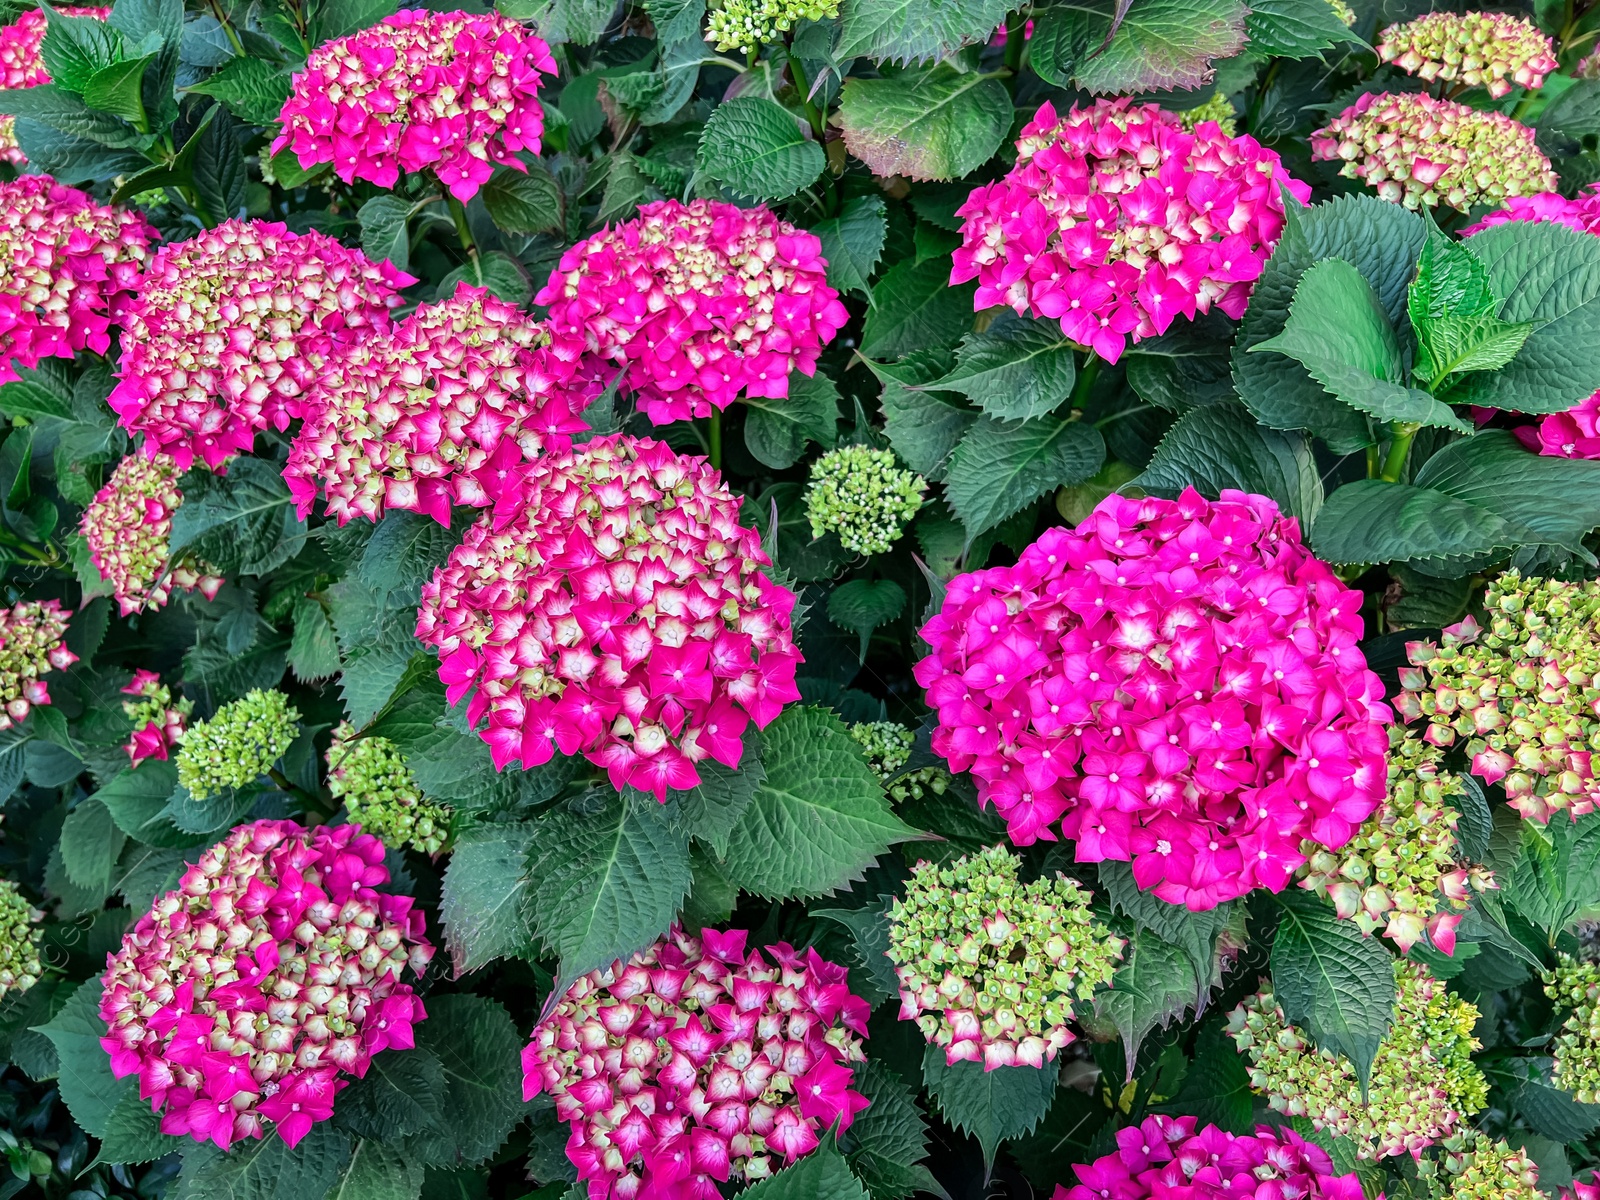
left=1090, top=925, right=1201, bottom=1075
left=829, top=579, right=907, bottom=658
left=837, top=65, right=1010, bottom=183
left=943, top=416, right=1106, bottom=537
left=922, top=1045, right=1060, bottom=1169
left=697, top=96, right=823, bottom=202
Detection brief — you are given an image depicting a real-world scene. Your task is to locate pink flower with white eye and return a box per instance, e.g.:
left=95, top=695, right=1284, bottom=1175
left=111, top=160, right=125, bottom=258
left=535, top=199, right=849, bottom=424
left=0, top=174, right=154, bottom=384
left=0, top=600, right=74, bottom=733
left=108, top=219, right=413, bottom=472
left=523, top=927, right=870, bottom=1200
left=914, top=488, right=1392, bottom=911
left=272, top=9, right=557, bottom=203
left=415, top=434, right=802, bottom=800
left=98, top=820, right=433, bottom=1150
left=0, top=7, right=113, bottom=164
left=950, top=99, right=1309, bottom=366
left=285, top=283, right=594, bottom=526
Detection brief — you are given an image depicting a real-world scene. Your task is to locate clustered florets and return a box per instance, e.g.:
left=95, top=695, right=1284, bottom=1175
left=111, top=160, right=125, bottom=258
left=805, top=446, right=925, bottom=556
left=80, top=452, right=224, bottom=616
left=286, top=283, right=591, bottom=526
left=1310, top=93, right=1556, bottom=211
left=522, top=926, right=870, bottom=1200
left=1377, top=12, right=1557, bottom=99
left=1298, top=731, right=1494, bottom=954
left=951, top=99, right=1310, bottom=364
left=0, top=879, right=41, bottom=1000
left=705, top=0, right=841, bottom=54
left=848, top=720, right=915, bottom=782
left=887, top=845, right=1123, bottom=1069
left=0, top=7, right=112, bottom=164
left=122, top=669, right=192, bottom=767
left=417, top=435, right=802, bottom=799
left=1422, top=1133, right=1540, bottom=1200
left=1545, top=955, right=1600, bottom=1102
left=0, top=600, right=75, bottom=731
left=327, top=724, right=451, bottom=855
left=1053, top=1115, right=1366, bottom=1200
left=1228, top=960, right=1486, bottom=1158
left=1179, top=94, right=1238, bottom=136
left=914, top=489, right=1391, bottom=910
left=1396, top=572, right=1600, bottom=823
left=273, top=9, right=556, bottom=203
left=108, top=219, right=412, bottom=471
left=99, top=820, right=433, bottom=1149
left=175, top=690, right=301, bottom=801
left=890, top=766, right=950, bottom=803
left=0, top=174, right=154, bottom=384
left=535, top=199, right=848, bottom=424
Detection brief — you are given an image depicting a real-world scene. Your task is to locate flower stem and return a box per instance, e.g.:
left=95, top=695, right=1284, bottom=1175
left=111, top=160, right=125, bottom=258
left=1069, top=354, right=1103, bottom=409
left=1002, top=12, right=1027, bottom=74
left=447, top=194, right=478, bottom=260
left=1379, top=422, right=1420, bottom=483
left=708, top=408, right=723, bottom=470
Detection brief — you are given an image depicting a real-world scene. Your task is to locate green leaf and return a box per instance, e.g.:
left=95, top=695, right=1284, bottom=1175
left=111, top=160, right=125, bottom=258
left=0, top=364, right=76, bottom=421
left=1491, top=1057, right=1600, bottom=1143
left=91, top=1095, right=171, bottom=1167
left=944, top=416, right=1106, bottom=537
left=289, top=599, right=340, bottom=684
left=835, top=0, right=1011, bottom=63
left=83, top=55, right=151, bottom=128
left=1090, top=926, right=1201, bottom=1074
left=360, top=510, right=457, bottom=604
left=1502, top=813, right=1600, bottom=940
left=482, top=164, right=564, bottom=236
left=1310, top=478, right=1527, bottom=569
left=743, top=371, right=838, bottom=470
left=403, top=994, right=525, bottom=1167
left=324, top=1141, right=424, bottom=1200
left=365, top=675, right=495, bottom=802
left=1154, top=1018, right=1255, bottom=1133
left=41, top=8, right=125, bottom=95
left=837, top=65, right=1010, bottom=183
left=1408, top=230, right=1533, bottom=389
left=860, top=260, right=975, bottom=362
left=1135, top=403, right=1323, bottom=523
left=644, top=0, right=707, bottom=43
left=670, top=728, right=765, bottom=858
left=0, top=84, right=145, bottom=147
left=697, top=96, right=823, bottom=203
left=170, top=458, right=306, bottom=577
left=829, top=580, right=907, bottom=658
left=174, top=1123, right=350, bottom=1200
left=922, top=1046, right=1060, bottom=1169
left=844, top=1061, right=942, bottom=1200
left=59, top=798, right=126, bottom=893
left=436, top=250, right=530, bottom=306
left=812, top=196, right=887, bottom=299
left=739, top=1144, right=867, bottom=1200
left=1269, top=890, right=1395, bottom=1086
left=188, top=56, right=291, bottom=125
left=358, top=195, right=412, bottom=275
left=928, top=315, right=1078, bottom=422
left=1244, top=0, right=1356, bottom=56
left=720, top=705, right=921, bottom=900
left=871, top=352, right=976, bottom=482
left=812, top=896, right=899, bottom=1006
left=529, top=790, right=692, bottom=988
left=310, top=0, right=400, bottom=45
left=1033, top=0, right=1249, bottom=94
left=1098, top=861, right=1236, bottom=1007
left=34, top=982, right=134, bottom=1138
left=440, top=821, right=537, bottom=976
left=191, top=105, right=248, bottom=226
left=337, top=1049, right=449, bottom=1143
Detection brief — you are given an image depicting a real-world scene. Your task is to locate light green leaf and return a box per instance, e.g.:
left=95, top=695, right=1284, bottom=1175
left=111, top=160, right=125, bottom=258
left=440, top=821, right=537, bottom=976
left=739, top=1143, right=867, bottom=1200
left=83, top=55, right=151, bottom=128
left=187, top=56, right=291, bottom=125
left=944, top=416, right=1106, bottom=536
left=837, top=65, right=1010, bottom=182
left=698, top=96, right=823, bottom=202
left=922, top=1046, right=1060, bottom=1169
left=1135, top=403, right=1323, bottom=523
left=41, top=8, right=124, bottom=94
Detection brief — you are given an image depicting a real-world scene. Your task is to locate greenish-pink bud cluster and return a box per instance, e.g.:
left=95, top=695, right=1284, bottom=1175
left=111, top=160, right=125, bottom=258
left=327, top=723, right=451, bottom=855
left=0, top=879, right=40, bottom=999
left=1545, top=954, right=1600, bottom=1102
left=1377, top=12, right=1556, bottom=99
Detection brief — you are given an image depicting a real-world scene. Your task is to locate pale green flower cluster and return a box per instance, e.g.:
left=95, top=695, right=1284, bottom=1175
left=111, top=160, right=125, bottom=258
left=1180, top=93, right=1238, bottom=136
left=1420, top=1132, right=1540, bottom=1200
left=887, top=844, right=1123, bottom=1070
left=805, top=446, right=926, bottom=556
left=705, top=0, right=840, bottom=55
left=327, top=723, right=452, bottom=854
left=175, top=689, right=300, bottom=800
left=1227, top=959, right=1486, bottom=1158
left=0, top=880, right=40, bottom=999
left=848, top=720, right=914, bottom=782
left=1328, top=0, right=1356, bottom=25
left=1545, top=955, right=1600, bottom=1101
left=889, top=766, right=949, bottom=803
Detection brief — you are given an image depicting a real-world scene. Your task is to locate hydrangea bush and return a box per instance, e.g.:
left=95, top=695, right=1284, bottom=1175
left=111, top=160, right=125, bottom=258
left=7, top=0, right=1600, bottom=1197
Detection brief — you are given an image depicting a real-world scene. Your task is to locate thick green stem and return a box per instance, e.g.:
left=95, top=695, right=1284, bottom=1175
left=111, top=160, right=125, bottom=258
left=1069, top=354, right=1103, bottom=409
left=790, top=58, right=825, bottom=141
left=1380, top=422, right=1420, bottom=483
left=1002, top=12, right=1027, bottom=74
left=708, top=408, right=723, bottom=470
left=447, top=194, right=477, bottom=259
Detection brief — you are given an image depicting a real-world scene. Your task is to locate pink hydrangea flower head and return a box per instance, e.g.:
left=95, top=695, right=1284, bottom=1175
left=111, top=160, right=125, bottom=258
left=523, top=926, right=870, bottom=1200
left=949, top=99, right=1311, bottom=365
left=285, top=282, right=594, bottom=525
left=80, top=451, right=225, bottom=616
left=120, top=669, right=192, bottom=767
left=1053, top=1115, right=1366, bottom=1200
left=415, top=434, right=803, bottom=799
left=534, top=199, right=849, bottom=423
left=98, top=820, right=434, bottom=1150
left=1376, top=11, right=1557, bottom=99
left=0, top=599, right=74, bottom=731
left=272, top=8, right=557, bottom=203
left=108, top=219, right=414, bottom=472
left=0, top=7, right=113, bottom=164
left=1310, top=93, right=1556, bottom=211
left=1560, top=1173, right=1600, bottom=1200
left=913, top=488, right=1392, bottom=910
left=0, top=174, right=154, bottom=384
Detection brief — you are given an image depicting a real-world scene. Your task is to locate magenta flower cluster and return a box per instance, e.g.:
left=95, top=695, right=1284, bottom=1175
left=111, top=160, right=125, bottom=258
left=535, top=199, right=848, bottom=424
left=416, top=434, right=802, bottom=799
left=914, top=489, right=1391, bottom=911
left=273, top=8, right=556, bottom=203
left=522, top=926, right=870, bottom=1200
left=950, top=99, right=1310, bottom=364
left=1055, top=1115, right=1366, bottom=1200
left=285, top=283, right=592, bottom=525
left=99, top=820, right=433, bottom=1151
left=108, top=219, right=413, bottom=471
left=0, top=175, right=155, bottom=385
left=0, top=7, right=112, bottom=164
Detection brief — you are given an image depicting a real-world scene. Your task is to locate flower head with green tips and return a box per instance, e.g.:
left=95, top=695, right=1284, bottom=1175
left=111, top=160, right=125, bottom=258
left=0, top=879, right=40, bottom=999
left=1227, top=959, right=1486, bottom=1158
left=1545, top=954, right=1600, bottom=1101
left=1422, top=1132, right=1540, bottom=1200
left=806, top=446, right=926, bottom=556
left=887, top=844, right=1123, bottom=1070
left=327, top=724, right=452, bottom=855
left=176, top=689, right=300, bottom=801
left=705, top=0, right=841, bottom=55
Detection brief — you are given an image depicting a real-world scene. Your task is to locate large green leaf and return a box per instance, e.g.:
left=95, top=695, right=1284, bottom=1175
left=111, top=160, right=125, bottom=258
left=1098, top=861, right=1237, bottom=1007
left=860, top=261, right=976, bottom=361
left=846, top=1060, right=941, bottom=1200
left=170, top=458, right=307, bottom=577
left=439, top=821, right=537, bottom=976
left=91, top=1095, right=171, bottom=1167
left=324, top=1141, right=424, bottom=1200
left=668, top=726, right=765, bottom=859
left=835, top=0, right=1013, bottom=64
left=173, top=1122, right=350, bottom=1200
left=1135, top=404, right=1323, bottom=523
left=187, top=57, right=291, bottom=125
left=401, top=994, right=525, bottom=1167
left=737, top=1144, right=867, bottom=1200
left=41, top=7, right=124, bottom=94
left=837, top=65, right=1010, bottom=183
left=1031, top=0, right=1248, bottom=94
left=1244, top=0, right=1355, bottom=56
left=1090, top=926, right=1201, bottom=1073
left=812, top=196, right=887, bottom=299
left=829, top=580, right=907, bottom=657
left=1407, top=229, right=1531, bottom=390
left=59, top=797, right=126, bottom=893
left=1501, top=812, right=1600, bottom=942
left=929, top=315, right=1078, bottom=422
left=743, top=372, right=839, bottom=470
left=482, top=163, right=564, bottom=236
left=698, top=96, right=823, bottom=202
left=33, top=982, right=134, bottom=1138
left=943, top=416, right=1105, bottom=536
left=922, top=1046, right=1060, bottom=1168
left=872, top=352, right=976, bottom=483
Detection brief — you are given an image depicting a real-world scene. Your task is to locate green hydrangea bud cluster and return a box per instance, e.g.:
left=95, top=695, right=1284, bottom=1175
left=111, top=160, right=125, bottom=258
left=1419, top=1132, right=1540, bottom=1200
left=1395, top=571, right=1600, bottom=824
left=890, top=765, right=949, bottom=803
left=704, top=0, right=840, bottom=54
left=327, top=723, right=452, bottom=854
left=1298, top=731, right=1495, bottom=953
left=175, top=688, right=300, bottom=801
left=1544, top=955, right=1600, bottom=1101
left=0, top=879, right=41, bottom=999
left=849, top=721, right=914, bottom=782
left=805, top=446, right=927, bottom=556
left=1376, top=11, right=1557, bottom=100
left=1226, top=959, right=1487, bottom=1158
left=887, top=844, right=1123, bottom=1070
left=1328, top=0, right=1356, bottom=26
left=1180, top=93, right=1238, bottom=136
